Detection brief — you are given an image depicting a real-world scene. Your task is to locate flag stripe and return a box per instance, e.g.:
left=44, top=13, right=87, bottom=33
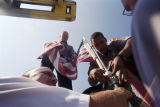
left=76, top=41, right=93, bottom=64
left=39, top=42, right=77, bottom=80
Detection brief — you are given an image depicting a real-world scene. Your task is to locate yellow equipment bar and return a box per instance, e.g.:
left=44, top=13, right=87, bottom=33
left=0, top=0, right=76, bottom=21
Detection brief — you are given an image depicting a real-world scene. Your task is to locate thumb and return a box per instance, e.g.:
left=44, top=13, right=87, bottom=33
left=111, top=64, right=117, bottom=76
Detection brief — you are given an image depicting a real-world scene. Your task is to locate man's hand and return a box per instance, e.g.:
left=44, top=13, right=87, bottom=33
left=90, top=87, right=132, bottom=107
left=111, top=38, right=132, bottom=84
left=111, top=56, right=128, bottom=84
left=89, top=68, right=108, bottom=83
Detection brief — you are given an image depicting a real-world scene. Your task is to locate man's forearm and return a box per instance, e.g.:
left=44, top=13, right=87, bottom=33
left=89, top=88, right=131, bottom=107
left=118, top=38, right=132, bottom=58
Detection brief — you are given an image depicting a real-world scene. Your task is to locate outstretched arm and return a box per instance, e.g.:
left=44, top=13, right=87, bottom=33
left=111, top=38, right=132, bottom=84
left=90, top=87, right=132, bottom=107
left=118, top=38, right=132, bottom=58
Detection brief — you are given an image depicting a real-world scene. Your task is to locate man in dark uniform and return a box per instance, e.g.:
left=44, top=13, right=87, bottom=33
left=84, top=32, right=136, bottom=91
left=83, top=32, right=148, bottom=107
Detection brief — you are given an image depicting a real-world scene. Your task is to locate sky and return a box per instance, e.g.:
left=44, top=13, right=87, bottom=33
left=0, top=0, right=132, bottom=93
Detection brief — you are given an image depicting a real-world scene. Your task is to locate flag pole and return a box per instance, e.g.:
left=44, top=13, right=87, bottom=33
left=82, top=36, right=108, bottom=74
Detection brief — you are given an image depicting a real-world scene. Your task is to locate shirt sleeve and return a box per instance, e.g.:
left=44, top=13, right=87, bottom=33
left=109, top=37, right=131, bottom=52
left=0, top=77, right=90, bottom=107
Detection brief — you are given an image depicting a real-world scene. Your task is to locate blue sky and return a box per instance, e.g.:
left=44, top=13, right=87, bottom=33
left=0, top=0, right=132, bottom=93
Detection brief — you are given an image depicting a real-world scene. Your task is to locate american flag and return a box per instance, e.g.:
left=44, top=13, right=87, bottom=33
left=76, top=40, right=94, bottom=64
left=38, top=41, right=77, bottom=80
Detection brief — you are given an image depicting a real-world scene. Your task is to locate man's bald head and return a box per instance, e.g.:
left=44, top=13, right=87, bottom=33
left=60, top=31, right=69, bottom=42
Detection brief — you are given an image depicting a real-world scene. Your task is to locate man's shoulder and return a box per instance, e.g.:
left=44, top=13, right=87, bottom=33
left=109, top=36, right=130, bottom=43
left=108, top=36, right=131, bottom=47
left=68, top=45, right=73, bottom=48
left=67, top=45, right=74, bottom=51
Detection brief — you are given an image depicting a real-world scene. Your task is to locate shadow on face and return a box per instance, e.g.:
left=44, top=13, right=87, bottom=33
left=23, top=67, right=57, bottom=86
left=91, top=36, right=107, bottom=54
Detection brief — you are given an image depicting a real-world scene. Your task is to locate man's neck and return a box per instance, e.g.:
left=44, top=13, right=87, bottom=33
left=103, top=45, right=108, bottom=55
left=60, top=40, right=68, bottom=45
left=98, top=46, right=108, bottom=56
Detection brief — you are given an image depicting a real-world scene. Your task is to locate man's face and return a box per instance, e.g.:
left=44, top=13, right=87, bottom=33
left=61, top=31, right=69, bottom=42
left=91, top=36, right=107, bottom=54
left=33, top=71, right=57, bottom=86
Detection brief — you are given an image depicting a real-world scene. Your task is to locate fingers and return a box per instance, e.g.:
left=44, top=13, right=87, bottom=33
left=118, top=69, right=128, bottom=84
left=90, top=68, right=107, bottom=83
left=118, top=70, right=123, bottom=84
left=96, top=72, right=108, bottom=83
left=111, top=63, right=117, bottom=76
left=123, top=70, right=128, bottom=83
left=111, top=56, right=125, bottom=77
